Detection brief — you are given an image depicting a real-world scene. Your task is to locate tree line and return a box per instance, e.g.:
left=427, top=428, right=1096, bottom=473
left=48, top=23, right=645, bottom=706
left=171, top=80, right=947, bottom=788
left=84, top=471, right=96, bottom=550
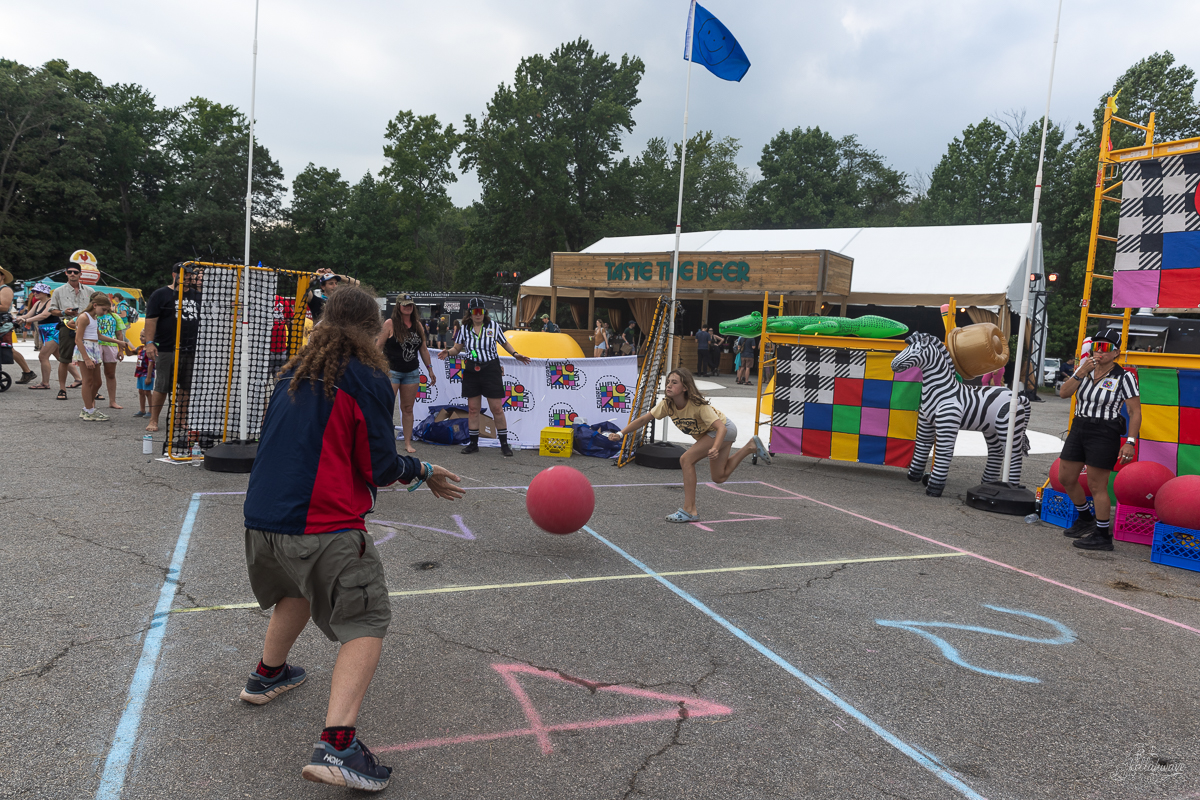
left=3, top=44, right=1199, bottom=356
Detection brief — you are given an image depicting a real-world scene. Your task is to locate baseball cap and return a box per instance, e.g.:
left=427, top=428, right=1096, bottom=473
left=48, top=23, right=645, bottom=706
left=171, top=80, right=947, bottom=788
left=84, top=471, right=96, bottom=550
left=319, top=272, right=340, bottom=284
left=1094, top=328, right=1122, bottom=346
left=397, top=293, right=415, bottom=305
left=33, top=282, right=53, bottom=295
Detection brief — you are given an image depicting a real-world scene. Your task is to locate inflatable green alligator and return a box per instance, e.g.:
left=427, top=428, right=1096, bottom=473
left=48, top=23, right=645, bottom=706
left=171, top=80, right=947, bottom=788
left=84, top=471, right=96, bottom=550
left=719, top=312, right=908, bottom=339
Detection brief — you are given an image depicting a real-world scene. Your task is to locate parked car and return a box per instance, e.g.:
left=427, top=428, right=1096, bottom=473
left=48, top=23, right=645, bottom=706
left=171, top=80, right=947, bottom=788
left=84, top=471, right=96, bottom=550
left=1043, top=357, right=1060, bottom=386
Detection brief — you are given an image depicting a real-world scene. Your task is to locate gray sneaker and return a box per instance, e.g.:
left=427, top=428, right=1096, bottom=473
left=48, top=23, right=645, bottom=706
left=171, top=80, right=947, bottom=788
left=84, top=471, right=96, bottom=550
left=79, top=409, right=89, bottom=419
left=89, top=410, right=110, bottom=421
left=751, top=435, right=771, bottom=464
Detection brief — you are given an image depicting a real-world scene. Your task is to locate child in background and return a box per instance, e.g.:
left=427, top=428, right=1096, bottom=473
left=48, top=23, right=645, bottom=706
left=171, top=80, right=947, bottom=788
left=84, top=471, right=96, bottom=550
left=97, top=296, right=128, bottom=408
left=74, top=294, right=122, bottom=421
left=134, top=345, right=154, bottom=418
left=607, top=368, right=771, bottom=522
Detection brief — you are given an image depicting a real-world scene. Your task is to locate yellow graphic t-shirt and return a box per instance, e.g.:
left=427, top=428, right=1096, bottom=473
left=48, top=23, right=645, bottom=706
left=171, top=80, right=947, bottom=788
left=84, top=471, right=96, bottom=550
left=650, top=397, right=727, bottom=440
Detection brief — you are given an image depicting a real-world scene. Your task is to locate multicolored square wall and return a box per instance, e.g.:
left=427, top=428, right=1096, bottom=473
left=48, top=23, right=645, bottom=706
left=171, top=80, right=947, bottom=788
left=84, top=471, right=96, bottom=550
left=770, top=346, right=922, bottom=467
left=1129, top=366, right=1200, bottom=476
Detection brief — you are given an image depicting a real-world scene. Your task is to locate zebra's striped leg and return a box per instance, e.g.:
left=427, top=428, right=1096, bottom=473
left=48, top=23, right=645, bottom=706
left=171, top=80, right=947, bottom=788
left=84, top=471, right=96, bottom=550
left=981, top=427, right=1005, bottom=484
left=926, top=414, right=960, bottom=497
left=908, top=413, right=935, bottom=482
left=1006, top=404, right=1032, bottom=485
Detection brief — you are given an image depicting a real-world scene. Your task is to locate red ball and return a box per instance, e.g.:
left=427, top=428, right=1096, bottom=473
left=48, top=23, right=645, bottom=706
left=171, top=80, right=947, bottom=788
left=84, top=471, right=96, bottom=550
left=1155, top=475, right=1200, bottom=528
left=526, top=465, right=595, bottom=535
left=1113, top=461, right=1175, bottom=508
left=1050, top=459, right=1091, bottom=497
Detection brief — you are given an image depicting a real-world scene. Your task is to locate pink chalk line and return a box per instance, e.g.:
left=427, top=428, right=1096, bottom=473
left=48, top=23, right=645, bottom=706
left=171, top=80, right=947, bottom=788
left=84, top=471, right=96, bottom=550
left=689, top=511, right=783, bottom=532
left=372, top=516, right=474, bottom=543
left=377, top=663, right=731, bottom=755
left=705, top=481, right=1200, bottom=638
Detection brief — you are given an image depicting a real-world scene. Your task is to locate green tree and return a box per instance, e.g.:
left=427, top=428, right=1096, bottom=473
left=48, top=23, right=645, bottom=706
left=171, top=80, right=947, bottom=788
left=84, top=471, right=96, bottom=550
left=289, top=163, right=350, bottom=271
left=0, top=59, right=106, bottom=278
left=745, top=126, right=907, bottom=228
left=457, top=38, right=644, bottom=291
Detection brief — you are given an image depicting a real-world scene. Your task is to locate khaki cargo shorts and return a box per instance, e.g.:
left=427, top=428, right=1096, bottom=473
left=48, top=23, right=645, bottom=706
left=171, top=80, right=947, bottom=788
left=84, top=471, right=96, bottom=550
left=245, top=527, right=391, bottom=643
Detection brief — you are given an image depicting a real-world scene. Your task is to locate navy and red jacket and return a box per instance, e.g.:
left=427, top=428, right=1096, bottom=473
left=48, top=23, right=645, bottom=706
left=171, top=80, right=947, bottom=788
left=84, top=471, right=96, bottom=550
left=244, top=358, right=421, bottom=534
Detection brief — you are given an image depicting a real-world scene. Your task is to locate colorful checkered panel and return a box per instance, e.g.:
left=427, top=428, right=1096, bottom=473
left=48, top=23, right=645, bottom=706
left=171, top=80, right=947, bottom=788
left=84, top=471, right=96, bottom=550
left=1114, top=153, right=1200, bottom=309
left=771, top=346, right=922, bottom=467
left=1131, top=366, right=1200, bottom=477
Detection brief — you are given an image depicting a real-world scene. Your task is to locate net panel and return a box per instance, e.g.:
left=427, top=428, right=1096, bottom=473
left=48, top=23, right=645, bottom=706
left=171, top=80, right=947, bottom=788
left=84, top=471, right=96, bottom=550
left=165, top=262, right=311, bottom=459
left=617, top=296, right=673, bottom=466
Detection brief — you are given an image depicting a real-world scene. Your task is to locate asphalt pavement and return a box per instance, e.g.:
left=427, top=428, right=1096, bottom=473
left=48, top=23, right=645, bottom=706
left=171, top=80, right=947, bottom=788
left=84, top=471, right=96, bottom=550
left=2, top=362, right=1199, bottom=800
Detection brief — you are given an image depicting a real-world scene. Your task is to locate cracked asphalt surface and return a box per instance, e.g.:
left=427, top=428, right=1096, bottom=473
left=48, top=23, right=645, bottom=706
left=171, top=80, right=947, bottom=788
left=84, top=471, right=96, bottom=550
left=4, top=368, right=1200, bottom=799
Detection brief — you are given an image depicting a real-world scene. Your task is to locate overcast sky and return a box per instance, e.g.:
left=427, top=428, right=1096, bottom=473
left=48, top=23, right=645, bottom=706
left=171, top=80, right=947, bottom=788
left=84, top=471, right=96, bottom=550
left=5, top=0, right=1200, bottom=208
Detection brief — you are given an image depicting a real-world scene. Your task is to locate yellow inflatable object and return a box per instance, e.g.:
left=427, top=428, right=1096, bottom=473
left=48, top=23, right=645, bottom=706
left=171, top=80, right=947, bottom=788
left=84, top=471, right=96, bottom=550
left=504, top=331, right=586, bottom=359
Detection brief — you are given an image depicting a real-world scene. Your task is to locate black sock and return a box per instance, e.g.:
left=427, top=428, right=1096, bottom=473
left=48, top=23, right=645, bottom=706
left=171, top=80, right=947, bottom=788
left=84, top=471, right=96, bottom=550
left=468, top=429, right=479, bottom=445
left=497, top=428, right=508, bottom=444
left=1074, top=503, right=1092, bottom=516
left=256, top=659, right=284, bottom=679
left=1095, top=517, right=1111, bottom=532
left=321, top=726, right=356, bottom=750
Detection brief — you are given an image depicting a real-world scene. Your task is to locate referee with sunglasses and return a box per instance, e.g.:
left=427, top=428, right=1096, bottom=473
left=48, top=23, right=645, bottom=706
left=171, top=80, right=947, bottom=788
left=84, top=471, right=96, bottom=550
left=1056, top=327, right=1142, bottom=551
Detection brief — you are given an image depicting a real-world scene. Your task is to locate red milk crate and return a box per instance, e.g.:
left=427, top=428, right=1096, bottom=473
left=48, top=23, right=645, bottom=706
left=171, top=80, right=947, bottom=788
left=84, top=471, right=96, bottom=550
left=1113, top=504, right=1158, bottom=546
left=1151, top=523, right=1200, bottom=574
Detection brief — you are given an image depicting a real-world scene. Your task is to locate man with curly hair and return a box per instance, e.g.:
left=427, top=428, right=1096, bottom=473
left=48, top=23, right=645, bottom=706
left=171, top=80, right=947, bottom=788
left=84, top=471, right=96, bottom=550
left=241, top=286, right=464, bottom=791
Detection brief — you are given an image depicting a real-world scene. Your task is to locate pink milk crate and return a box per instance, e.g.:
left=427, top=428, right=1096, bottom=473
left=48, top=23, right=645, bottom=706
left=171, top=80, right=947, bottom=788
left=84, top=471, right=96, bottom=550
left=1113, top=503, right=1158, bottom=546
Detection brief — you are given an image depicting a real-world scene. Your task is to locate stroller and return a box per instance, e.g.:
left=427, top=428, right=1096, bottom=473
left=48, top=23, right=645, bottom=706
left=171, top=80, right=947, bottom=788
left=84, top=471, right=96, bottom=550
left=0, top=314, right=13, bottom=392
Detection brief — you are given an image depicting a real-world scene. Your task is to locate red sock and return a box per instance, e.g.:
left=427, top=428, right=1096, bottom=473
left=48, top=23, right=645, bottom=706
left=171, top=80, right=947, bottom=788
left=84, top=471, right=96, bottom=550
left=256, top=660, right=285, bottom=679
left=322, top=726, right=356, bottom=750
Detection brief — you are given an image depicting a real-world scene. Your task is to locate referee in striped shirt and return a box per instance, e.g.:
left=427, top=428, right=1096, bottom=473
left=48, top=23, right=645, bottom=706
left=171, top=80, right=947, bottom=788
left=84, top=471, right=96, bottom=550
left=1056, top=328, right=1142, bottom=551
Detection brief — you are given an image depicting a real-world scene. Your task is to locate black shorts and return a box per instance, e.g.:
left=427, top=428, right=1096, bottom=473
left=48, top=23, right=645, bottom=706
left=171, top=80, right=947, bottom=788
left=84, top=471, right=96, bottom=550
left=461, top=359, right=504, bottom=399
left=1061, top=417, right=1124, bottom=470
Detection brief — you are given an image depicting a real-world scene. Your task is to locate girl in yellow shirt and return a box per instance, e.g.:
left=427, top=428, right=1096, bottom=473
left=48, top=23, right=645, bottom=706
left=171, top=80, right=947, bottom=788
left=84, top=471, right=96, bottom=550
left=608, top=369, right=770, bottom=522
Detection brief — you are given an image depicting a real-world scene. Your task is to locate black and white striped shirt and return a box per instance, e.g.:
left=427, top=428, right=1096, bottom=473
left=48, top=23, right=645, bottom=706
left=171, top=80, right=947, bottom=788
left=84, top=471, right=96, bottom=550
left=1074, top=366, right=1139, bottom=420
left=455, top=319, right=508, bottom=363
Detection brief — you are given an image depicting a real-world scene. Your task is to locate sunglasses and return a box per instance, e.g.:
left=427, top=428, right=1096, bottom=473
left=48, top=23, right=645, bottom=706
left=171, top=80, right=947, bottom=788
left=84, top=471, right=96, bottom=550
left=65, top=270, right=80, bottom=275
left=1090, top=340, right=1115, bottom=354
left=471, top=309, right=484, bottom=315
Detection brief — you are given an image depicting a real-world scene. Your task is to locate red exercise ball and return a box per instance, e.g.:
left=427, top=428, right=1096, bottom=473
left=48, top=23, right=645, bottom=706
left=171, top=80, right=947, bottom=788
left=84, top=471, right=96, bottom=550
left=1049, top=458, right=1091, bottom=497
left=1155, top=475, right=1200, bottom=528
left=526, top=466, right=595, bottom=535
left=1113, top=461, right=1175, bottom=509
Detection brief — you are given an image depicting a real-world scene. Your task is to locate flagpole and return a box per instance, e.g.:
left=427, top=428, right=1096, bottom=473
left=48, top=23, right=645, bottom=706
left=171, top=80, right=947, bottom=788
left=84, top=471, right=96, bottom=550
left=665, top=0, right=698, bottom=443
left=1001, top=0, right=1062, bottom=484
left=238, top=0, right=260, bottom=443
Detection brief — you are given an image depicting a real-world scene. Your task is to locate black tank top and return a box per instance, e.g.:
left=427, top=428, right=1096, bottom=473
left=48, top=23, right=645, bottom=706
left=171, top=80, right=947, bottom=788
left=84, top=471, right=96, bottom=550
left=384, top=325, right=421, bottom=372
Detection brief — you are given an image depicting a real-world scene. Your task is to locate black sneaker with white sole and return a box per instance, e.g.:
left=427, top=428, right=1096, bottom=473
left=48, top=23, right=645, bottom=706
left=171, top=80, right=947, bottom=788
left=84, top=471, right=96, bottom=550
left=302, top=739, right=392, bottom=792
left=239, top=663, right=306, bottom=705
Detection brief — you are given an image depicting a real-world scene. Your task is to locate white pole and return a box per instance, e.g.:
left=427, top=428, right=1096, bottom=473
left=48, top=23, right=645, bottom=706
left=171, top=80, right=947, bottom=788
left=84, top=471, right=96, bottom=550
left=1002, top=0, right=1062, bottom=484
left=664, top=0, right=698, bottom=444
left=238, top=0, right=260, bottom=443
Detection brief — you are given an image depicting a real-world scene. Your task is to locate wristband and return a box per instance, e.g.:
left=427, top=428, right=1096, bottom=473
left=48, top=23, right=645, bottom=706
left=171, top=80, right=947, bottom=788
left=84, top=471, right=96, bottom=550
left=407, top=461, right=434, bottom=492
left=1071, top=371, right=1086, bottom=380
left=1125, top=438, right=1137, bottom=445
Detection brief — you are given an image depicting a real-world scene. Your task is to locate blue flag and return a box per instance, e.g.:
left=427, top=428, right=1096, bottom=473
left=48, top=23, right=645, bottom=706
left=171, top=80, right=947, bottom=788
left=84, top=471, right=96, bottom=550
left=684, top=1, right=750, bottom=82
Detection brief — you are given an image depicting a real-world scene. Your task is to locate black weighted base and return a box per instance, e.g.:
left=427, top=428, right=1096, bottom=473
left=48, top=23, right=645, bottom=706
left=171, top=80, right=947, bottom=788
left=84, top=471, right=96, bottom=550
left=965, top=481, right=1036, bottom=516
left=203, top=441, right=258, bottom=473
left=634, top=441, right=686, bottom=470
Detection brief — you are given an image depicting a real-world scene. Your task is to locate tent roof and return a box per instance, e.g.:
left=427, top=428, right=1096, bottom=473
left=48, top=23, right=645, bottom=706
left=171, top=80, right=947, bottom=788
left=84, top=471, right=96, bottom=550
left=520, top=223, right=1041, bottom=307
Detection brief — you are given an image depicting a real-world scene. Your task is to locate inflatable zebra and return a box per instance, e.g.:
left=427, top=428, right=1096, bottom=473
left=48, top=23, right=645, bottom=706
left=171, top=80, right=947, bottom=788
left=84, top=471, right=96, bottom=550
left=891, top=332, right=1031, bottom=497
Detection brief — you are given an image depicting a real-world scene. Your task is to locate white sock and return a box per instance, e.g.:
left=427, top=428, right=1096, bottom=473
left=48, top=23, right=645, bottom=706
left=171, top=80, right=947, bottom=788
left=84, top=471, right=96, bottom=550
left=85, top=407, right=96, bottom=414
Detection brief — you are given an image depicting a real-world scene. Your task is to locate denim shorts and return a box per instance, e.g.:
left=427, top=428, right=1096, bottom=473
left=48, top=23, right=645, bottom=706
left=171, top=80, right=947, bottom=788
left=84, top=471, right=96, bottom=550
left=389, top=368, right=421, bottom=386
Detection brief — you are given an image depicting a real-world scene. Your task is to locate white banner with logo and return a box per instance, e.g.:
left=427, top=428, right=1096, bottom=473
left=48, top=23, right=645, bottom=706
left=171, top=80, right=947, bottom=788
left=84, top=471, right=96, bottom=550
left=410, top=352, right=639, bottom=449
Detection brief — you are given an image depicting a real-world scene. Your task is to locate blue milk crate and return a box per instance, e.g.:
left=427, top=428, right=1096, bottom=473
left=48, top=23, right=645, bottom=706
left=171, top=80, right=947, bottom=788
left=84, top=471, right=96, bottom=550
left=1151, top=523, right=1200, bottom=573
left=1040, top=488, right=1077, bottom=528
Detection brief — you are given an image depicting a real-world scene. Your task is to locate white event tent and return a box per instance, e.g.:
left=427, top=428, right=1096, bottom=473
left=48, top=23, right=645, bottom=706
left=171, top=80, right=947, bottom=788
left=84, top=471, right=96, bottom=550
left=518, top=222, right=1043, bottom=322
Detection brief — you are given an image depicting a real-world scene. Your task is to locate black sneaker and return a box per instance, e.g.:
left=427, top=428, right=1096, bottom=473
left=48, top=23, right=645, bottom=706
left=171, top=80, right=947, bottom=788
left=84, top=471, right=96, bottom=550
left=239, top=663, right=306, bottom=705
left=1073, top=531, right=1114, bottom=551
left=461, top=441, right=479, bottom=454
left=16, top=371, right=36, bottom=384
left=1063, top=513, right=1095, bottom=538
left=500, top=442, right=514, bottom=457
left=302, top=739, right=392, bottom=791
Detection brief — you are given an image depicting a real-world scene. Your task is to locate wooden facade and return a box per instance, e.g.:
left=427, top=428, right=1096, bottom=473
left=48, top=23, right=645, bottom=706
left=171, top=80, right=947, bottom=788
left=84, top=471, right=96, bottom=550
left=549, top=250, right=852, bottom=299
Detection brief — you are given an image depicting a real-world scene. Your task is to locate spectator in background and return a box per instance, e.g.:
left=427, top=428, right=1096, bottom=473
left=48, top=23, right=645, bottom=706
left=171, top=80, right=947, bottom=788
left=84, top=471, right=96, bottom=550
left=622, top=320, right=637, bottom=355
left=142, top=264, right=201, bottom=433
left=982, top=366, right=1005, bottom=387
left=18, top=283, right=57, bottom=390
left=96, top=294, right=129, bottom=408
left=306, top=269, right=359, bottom=323
left=0, top=266, right=37, bottom=384
left=694, top=326, right=712, bottom=377
left=708, top=326, right=726, bottom=377
left=134, top=345, right=154, bottom=417
left=736, top=336, right=757, bottom=385
left=540, top=313, right=560, bottom=334
left=593, top=318, right=608, bottom=358
left=49, top=265, right=93, bottom=400
left=437, top=313, right=450, bottom=347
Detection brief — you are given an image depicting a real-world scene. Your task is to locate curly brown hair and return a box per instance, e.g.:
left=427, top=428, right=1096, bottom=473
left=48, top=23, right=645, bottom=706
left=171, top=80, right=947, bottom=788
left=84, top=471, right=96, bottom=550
left=283, top=286, right=388, bottom=398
